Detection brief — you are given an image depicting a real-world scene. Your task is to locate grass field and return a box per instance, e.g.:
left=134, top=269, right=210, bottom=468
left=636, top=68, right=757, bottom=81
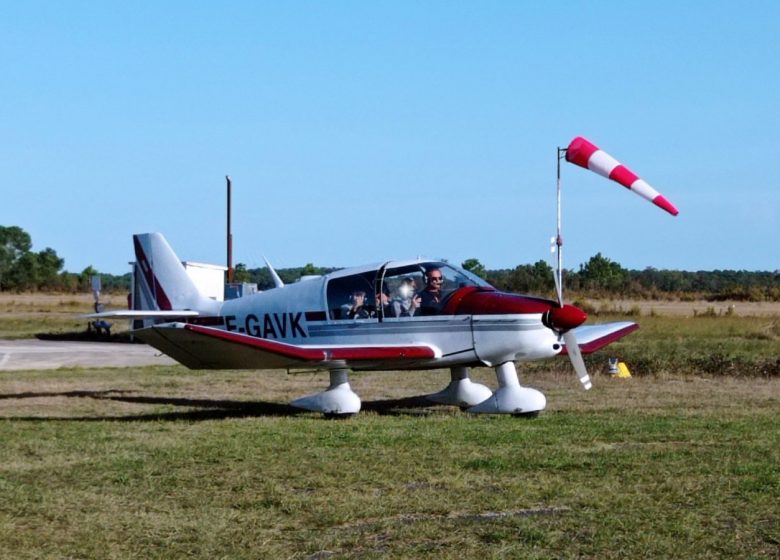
left=0, top=294, right=129, bottom=339
left=1, top=295, right=779, bottom=558
left=1, top=366, right=778, bottom=559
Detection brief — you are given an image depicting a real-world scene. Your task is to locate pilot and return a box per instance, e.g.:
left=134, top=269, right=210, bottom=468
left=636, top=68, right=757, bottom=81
left=344, top=290, right=372, bottom=319
left=417, top=268, right=445, bottom=315
left=389, top=277, right=420, bottom=317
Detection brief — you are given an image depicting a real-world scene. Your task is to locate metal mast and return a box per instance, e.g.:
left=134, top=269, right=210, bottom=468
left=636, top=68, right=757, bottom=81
left=226, top=175, right=234, bottom=283
left=555, top=147, right=566, bottom=299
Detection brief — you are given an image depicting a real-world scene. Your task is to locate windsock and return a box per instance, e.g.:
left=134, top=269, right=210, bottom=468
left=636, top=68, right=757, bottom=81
left=565, top=136, right=679, bottom=216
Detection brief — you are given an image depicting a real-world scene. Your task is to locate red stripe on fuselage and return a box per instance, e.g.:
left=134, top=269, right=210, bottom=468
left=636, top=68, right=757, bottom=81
left=185, top=324, right=326, bottom=360
left=183, top=324, right=436, bottom=362
left=326, top=346, right=435, bottom=360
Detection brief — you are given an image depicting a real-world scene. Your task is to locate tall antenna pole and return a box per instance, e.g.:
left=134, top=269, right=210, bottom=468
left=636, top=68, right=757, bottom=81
left=556, top=147, right=566, bottom=298
left=226, top=175, right=234, bottom=283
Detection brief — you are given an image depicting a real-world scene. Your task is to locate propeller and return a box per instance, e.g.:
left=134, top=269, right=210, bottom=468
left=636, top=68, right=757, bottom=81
left=564, top=331, right=592, bottom=390
left=545, top=253, right=592, bottom=391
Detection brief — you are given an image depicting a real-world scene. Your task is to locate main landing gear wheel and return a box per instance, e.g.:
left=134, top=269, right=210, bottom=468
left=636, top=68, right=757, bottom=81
left=427, top=366, right=493, bottom=409
left=290, top=368, right=361, bottom=417
left=467, top=362, right=546, bottom=415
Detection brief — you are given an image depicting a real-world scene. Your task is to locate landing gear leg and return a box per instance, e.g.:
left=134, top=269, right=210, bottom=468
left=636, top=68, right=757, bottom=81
left=427, top=366, right=493, bottom=408
left=467, top=362, right=546, bottom=415
left=290, top=368, right=361, bottom=417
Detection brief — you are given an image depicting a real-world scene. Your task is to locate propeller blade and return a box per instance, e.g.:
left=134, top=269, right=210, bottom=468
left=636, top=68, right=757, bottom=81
left=563, top=330, right=592, bottom=390
left=565, top=136, right=679, bottom=216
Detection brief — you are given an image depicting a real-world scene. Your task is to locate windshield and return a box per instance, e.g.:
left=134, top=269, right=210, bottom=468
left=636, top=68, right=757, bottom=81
left=325, top=261, right=492, bottom=321
left=380, top=262, right=492, bottom=317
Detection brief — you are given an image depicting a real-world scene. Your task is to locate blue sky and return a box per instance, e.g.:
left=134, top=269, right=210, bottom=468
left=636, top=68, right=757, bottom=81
left=2, top=1, right=778, bottom=274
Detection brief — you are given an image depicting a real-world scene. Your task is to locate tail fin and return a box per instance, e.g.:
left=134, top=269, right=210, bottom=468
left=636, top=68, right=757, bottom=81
left=133, top=233, right=219, bottom=313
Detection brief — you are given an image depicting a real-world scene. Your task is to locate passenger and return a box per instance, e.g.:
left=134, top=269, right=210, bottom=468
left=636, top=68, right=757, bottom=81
left=389, top=277, right=420, bottom=317
left=344, top=290, right=372, bottom=319
left=417, top=268, right=445, bottom=315
left=375, top=289, right=390, bottom=315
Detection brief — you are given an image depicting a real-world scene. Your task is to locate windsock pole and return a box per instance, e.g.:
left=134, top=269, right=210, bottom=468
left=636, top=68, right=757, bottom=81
left=555, top=147, right=566, bottom=303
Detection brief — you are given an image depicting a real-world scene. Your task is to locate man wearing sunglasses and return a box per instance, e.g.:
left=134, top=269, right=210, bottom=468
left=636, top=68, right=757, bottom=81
left=417, top=268, right=445, bottom=316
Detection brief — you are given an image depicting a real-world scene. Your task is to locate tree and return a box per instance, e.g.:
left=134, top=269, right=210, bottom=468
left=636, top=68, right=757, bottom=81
left=79, top=266, right=99, bottom=291
left=233, top=263, right=251, bottom=283
left=0, top=226, right=33, bottom=290
left=301, top=263, right=318, bottom=276
left=492, top=260, right=554, bottom=294
left=10, top=251, right=40, bottom=290
left=36, top=247, right=65, bottom=289
left=577, top=253, right=628, bottom=292
left=461, top=258, right=487, bottom=279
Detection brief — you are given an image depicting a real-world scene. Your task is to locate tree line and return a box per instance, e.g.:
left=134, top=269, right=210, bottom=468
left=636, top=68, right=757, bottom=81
left=2, top=225, right=779, bottom=301
left=478, top=254, right=780, bottom=301
left=237, top=254, right=780, bottom=302
left=0, top=225, right=131, bottom=292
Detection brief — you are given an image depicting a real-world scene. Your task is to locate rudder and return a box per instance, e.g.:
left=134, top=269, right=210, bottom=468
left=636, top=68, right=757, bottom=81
left=133, top=233, right=216, bottom=312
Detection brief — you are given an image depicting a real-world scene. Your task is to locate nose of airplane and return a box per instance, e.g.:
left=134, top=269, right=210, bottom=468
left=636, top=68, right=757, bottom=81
left=447, top=288, right=587, bottom=332
left=544, top=304, right=588, bottom=333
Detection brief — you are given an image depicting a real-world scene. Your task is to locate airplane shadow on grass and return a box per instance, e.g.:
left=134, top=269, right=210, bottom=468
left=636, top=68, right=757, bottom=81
left=0, top=390, right=446, bottom=422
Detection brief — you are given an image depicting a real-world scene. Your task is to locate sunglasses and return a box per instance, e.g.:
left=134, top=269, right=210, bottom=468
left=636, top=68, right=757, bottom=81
left=429, top=276, right=443, bottom=282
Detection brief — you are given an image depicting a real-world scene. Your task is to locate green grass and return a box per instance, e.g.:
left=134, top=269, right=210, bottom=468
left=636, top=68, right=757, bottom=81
left=1, top=367, right=778, bottom=559
left=1, top=301, right=778, bottom=557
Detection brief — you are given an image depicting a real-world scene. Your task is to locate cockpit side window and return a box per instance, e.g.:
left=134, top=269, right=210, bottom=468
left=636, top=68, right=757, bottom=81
left=326, top=271, right=378, bottom=320
left=380, top=267, right=426, bottom=319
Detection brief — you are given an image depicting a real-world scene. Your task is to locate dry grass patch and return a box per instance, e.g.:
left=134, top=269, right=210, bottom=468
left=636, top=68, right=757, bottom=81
left=0, top=293, right=129, bottom=339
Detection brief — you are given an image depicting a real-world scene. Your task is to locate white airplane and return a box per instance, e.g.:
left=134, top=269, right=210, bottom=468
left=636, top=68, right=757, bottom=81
left=89, top=137, right=677, bottom=417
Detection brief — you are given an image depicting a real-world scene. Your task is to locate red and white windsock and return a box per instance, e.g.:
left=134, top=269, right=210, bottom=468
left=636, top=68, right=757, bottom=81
left=565, top=136, right=679, bottom=216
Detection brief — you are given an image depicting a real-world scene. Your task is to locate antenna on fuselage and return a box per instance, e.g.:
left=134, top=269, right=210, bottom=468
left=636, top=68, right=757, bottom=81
left=264, top=256, right=285, bottom=289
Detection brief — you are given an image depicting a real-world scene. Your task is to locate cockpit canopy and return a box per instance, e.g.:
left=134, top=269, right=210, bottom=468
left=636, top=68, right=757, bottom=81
left=326, top=261, right=492, bottom=320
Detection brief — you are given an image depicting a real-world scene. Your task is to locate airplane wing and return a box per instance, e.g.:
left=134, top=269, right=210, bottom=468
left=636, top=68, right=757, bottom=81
left=82, top=310, right=200, bottom=320
left=133, top=322, right=440, bottom=370
left=560, top=321, right=639, bottom=355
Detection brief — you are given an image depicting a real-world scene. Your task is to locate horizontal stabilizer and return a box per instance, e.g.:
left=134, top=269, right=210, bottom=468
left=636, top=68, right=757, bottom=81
left=559, top=322, right=638, bottom=355
left=82, top=310, right=200, bottom=320
left=133, top=323, right=439, bottom=370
